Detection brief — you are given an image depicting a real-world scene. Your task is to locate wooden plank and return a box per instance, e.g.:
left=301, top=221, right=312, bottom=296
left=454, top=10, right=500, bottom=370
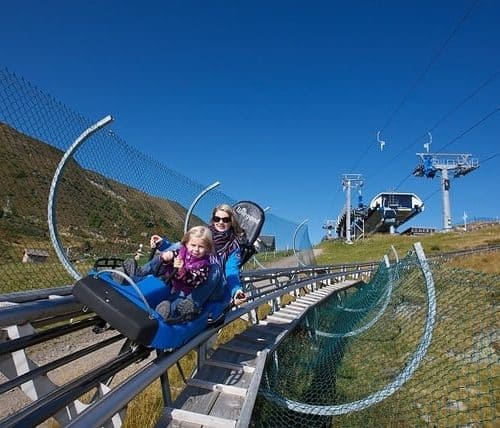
left=186, top=378, right=247, bottom=397
left=254, top=319, right=290, bottom=330
left=245, top=325, right=289, bottom=347
left=299, top=296, right=322, bottom=302
left=273, top=309, right=304, bottom=319
left=267, top=311, right=296, bottom=320
left=204, top=359, right=255, bottom=373
left=236, top=331, right=272, bottom=344
left=208, top=348, right=259, bottom=369
left=250, top=321, right=287, bottom=333
left=278, top=306, right=304, bottom=313
left=206, top=391, right=245, bottom=423
left=198, top=350, right=256, bottom=388
left=299, top=293, right=322, bottom=299
left=264, top=314, right=294, bottom=325
left=163, top=407, right=236, bottom=428
left=162, top=281, right=362, bottom=427
left=217, top=342, right=260, bottom=356
left=237, top=327, right=278, bottom=341
left=313, top=292, right=329, bottom=297
left=171, top=349, right=252, bottom=417
left=169, top=386, right=219, bottom=423
left=236, top=349, right=268, bottom=428
left=198, top=349, right=250, bottom=423
left=289, top=301, right=311, bottom=308
left=155, top=413, right=200, bottom=428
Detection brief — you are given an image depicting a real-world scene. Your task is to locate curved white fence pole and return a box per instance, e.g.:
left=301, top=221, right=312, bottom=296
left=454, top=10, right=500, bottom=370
left=251, top=256, right=266, bottom=270
left=183, top=181, right=220, bottom=233
left=261, top=241, right=437, bottom=415
left=48, top=115, right=114, bottom=281
left=391, top=245, right=399, bottom=263
left=251, top=206, right=271, bottom=269
left=292, top=219, right=308, bottom=267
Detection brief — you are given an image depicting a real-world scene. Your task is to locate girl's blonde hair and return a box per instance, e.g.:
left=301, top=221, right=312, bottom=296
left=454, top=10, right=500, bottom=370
left=210, top=204, right=244, bottom=235
left=181, top=225, right=214, bottom=253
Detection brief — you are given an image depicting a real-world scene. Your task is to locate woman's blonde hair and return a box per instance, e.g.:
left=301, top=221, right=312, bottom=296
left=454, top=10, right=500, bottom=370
left=210, top=204, right=244, bottom=235
left=181, top=225, right=214, bottom=253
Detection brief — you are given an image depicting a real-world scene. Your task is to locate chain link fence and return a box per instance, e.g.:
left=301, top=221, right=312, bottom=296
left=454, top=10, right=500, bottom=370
left=0, top=67, right=315, bottom=294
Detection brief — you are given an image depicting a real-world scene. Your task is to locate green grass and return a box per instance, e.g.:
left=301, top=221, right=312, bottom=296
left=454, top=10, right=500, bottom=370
left=254, top=230, right=500, bottom=427
left=3, top=222, right=499, bottom=426
left=316, top=224, right=500, bottom=265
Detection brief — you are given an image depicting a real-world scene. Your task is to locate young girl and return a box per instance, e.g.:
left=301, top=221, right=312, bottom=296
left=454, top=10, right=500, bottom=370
left=155, top=225, right=214, bottom=320
left=123, top=226, right=215, bottom=321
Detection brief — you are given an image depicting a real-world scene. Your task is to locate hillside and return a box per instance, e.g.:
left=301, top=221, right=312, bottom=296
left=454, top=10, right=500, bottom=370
left=316, top=224, right=500, bottom=272
left=0, top=122, right=189, bottom=262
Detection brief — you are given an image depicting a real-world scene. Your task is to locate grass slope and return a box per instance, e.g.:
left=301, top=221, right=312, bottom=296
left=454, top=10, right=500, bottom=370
left=316, top=224, right=500, bottom=272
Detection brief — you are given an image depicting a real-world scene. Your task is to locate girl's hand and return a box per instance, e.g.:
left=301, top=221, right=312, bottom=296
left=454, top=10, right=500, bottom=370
left=150, top=234, right=162, bottom=248
left=161, top=251, right=174, bottom=262
left=233, top=290, right=247, bottom=306
left=173, top=257, right=184, bottom=269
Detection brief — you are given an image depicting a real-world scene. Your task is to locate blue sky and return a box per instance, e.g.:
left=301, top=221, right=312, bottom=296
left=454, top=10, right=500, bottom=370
left=2, top=1, right=499, bottom=244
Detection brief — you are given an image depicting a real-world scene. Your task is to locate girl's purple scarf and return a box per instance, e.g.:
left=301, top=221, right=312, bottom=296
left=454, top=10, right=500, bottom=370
left=169, top=245, right=210, bottom=292
left=176, top=245, right=209, bottom=277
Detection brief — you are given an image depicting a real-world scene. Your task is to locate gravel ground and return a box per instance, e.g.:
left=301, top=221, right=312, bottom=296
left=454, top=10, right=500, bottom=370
left=0, top=325, right=156, bottom=425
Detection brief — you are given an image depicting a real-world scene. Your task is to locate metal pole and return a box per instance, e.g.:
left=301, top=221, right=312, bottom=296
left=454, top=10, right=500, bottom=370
left=345, top=180, right=352, bottom=244
left=292, top=219, right=308, bottom=267
left=48, top=115, right=114, bottom=281
left=441, top=168, right=452, bottom=231
left=183, top=181, right=220, bottom=233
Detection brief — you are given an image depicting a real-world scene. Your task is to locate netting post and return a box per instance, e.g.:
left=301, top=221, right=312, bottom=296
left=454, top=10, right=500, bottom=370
left=292, top=219, right=308, bottom=267
left=259, top=242, right=437, bottom=416
left=183, top=181, right=220, bottom=233
left=391, top=245, right=399, bottom=263
left=383, top=255, right=390, bottom=268
left=48, top=115, right=114, bottom=281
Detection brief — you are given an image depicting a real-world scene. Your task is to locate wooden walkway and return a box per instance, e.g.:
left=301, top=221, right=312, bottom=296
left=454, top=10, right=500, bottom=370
left=156, top=280, right=360, bottom=428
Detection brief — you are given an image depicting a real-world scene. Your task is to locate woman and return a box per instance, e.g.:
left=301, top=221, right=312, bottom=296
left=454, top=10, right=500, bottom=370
left=150, top=203, right=247, bottom=307
left=208, top=204, right=247, bottom=306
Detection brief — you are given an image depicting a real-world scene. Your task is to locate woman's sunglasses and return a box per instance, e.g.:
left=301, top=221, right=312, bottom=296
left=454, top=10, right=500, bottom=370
left=213, top=215, right=231, bottom=223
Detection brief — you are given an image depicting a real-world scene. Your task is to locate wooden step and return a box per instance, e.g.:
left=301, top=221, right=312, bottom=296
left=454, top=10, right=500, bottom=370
left=268, top=310, right=296, bottom=319
left=217, top=343, right=260, bottom=356
left=162, top=407, right=236, bottom=428
left=186, top=378, right=247, bottom=397
left=237, top=331, right=272, bottom=344
left=264, top=314, right=293, bottom=325
left=278, top=307, right=304, bottom=315
left=204, top=359, right=256, bottom=373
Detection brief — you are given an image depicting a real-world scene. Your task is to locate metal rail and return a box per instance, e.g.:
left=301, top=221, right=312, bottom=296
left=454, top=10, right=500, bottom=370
left=0, top=263, right=372, bottom=427
left=0, top=244, right=497, bottom=427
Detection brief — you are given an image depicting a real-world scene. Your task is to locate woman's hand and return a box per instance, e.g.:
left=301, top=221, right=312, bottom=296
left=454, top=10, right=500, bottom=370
left=233, top=290, right=247, bottom=306
left=150, top=234, right=162, bottom=248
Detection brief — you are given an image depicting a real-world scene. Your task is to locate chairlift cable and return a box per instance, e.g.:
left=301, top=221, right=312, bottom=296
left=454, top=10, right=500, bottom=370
left=350, top=0, right=480, bottom=173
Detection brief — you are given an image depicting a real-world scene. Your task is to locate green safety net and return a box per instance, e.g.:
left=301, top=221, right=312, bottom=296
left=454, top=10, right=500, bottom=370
left=0, top=68, right=315, bottom=293
left=253, top=249, right=499, bottom=427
